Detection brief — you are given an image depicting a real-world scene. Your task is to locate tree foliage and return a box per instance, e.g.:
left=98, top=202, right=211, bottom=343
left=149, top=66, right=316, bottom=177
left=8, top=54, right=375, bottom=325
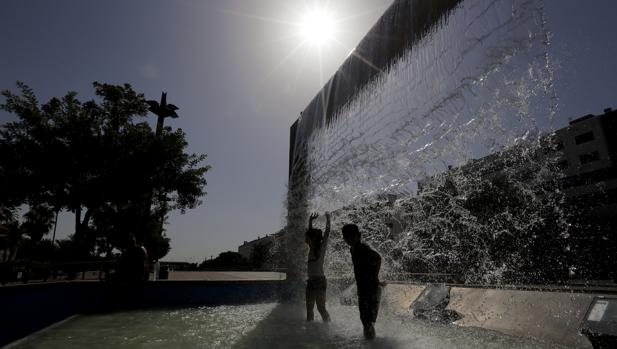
left=0, top=82, right=210, bottom=261
left=249, top=241, right=273, bottom=269
left=199, top=252, right=249, bottom=270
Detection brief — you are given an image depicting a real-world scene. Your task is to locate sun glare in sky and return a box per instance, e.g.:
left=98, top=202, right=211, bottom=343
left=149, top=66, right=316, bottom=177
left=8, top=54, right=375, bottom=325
left=222, top=1, right=384, bottom=87
left=299, top=8, right=337, bottom=46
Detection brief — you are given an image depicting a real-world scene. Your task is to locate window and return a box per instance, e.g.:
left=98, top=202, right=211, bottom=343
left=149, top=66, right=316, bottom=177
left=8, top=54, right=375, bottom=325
left=579, top=151, right=600, bottom=165
left=575, top=131, right=594, bottom=145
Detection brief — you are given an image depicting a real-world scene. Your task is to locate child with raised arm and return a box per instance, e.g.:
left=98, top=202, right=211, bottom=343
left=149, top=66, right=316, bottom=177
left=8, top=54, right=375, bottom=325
left=305, top=212, right=331, bottom=322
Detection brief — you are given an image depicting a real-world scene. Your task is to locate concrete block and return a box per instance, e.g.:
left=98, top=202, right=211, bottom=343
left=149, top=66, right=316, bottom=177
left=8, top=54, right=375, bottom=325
left=412, top=285, right=462, bottom=323
left=382, top=283, right=425, bottom=316
left=447, top=287, right=596, bottom=348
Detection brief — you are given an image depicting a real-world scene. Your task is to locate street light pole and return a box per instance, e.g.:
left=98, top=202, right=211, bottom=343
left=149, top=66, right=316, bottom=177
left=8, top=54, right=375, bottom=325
left=142, top=92, right=179, bottom=243
left=147, top=92, right=179, bottom=137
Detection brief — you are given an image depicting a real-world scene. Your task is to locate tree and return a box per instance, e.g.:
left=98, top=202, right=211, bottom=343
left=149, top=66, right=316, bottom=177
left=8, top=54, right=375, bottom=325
left=0, top=205, right=55, bottom=262
left=0, top=212, right=21, bottom=263
left=20, top=205, right=55, bottom=244
left=249, top=241, right=272, bottom=269
left=0, top=82, right=210, bottom=260
left=199, top=252, right=248, bottom=270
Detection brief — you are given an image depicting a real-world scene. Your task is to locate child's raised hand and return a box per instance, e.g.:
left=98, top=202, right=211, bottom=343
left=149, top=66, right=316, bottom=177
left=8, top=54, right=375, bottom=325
left=309, top=212, right=319, bottom=221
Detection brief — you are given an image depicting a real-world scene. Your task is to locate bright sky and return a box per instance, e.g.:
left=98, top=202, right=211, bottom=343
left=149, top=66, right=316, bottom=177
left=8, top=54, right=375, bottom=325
left=0, top=0, right=393, bottom=262
left=2, top=1, right=617, bottom=262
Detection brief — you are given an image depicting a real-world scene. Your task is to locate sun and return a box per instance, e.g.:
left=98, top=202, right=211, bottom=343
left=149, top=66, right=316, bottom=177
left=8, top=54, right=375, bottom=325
left=299, top=8, right=337, bottom=46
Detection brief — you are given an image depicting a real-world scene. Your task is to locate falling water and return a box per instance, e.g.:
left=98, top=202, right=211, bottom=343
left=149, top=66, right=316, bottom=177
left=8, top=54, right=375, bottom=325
left=286, top=0, right=567, bottom=284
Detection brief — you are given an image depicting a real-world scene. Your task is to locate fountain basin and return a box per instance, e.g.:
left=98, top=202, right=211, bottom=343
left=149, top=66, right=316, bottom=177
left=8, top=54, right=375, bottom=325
left=4, top=301, right=576, bottom=349
left=0, top=280, right=282, bottom=347
left=4, top=280, right=616, bottom=348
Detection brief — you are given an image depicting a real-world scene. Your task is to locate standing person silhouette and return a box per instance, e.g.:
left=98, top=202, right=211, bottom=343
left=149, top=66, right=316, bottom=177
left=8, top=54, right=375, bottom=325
left=119, top=234, right=149, bottom=282
left=342, top=224, right=382, bottom=339
left=305, top=212, right=331, bottom=322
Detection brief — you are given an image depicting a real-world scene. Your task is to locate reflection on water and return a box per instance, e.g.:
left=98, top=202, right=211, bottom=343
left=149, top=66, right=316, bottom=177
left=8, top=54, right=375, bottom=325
left=10, top=304, right=277, bottom=349
left=10, top=303, right=563, bottom=349
left=233, top=304, right=563, bottom=349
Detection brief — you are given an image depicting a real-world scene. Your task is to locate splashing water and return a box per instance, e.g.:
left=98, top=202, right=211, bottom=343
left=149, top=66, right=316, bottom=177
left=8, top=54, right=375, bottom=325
left=286, top=0, right=567, bottom=284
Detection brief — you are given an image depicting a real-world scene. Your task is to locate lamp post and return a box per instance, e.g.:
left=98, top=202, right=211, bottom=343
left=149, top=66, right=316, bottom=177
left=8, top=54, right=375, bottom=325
left=141, top=92, right=179, bottom=244
left=147, top=92, right=179, bottom=137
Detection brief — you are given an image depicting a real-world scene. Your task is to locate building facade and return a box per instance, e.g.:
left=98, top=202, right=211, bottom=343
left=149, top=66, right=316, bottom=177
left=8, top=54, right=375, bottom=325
left=555, top=108, right=617, bottom=207
left=238, top=231, right=283, bottom=259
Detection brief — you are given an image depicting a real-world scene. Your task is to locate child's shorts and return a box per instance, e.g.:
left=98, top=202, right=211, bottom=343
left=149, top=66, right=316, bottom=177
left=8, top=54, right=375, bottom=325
left=306, top=276, right=327, bottom=292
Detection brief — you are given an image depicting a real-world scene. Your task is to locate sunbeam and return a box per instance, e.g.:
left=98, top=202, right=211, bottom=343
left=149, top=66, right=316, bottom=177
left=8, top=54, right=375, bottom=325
left=218, top=1, right=389, bottom=100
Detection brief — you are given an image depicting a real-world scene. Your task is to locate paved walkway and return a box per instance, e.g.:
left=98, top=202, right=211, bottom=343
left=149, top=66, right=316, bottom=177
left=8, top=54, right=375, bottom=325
left=163, top=271, right=286, bottom=281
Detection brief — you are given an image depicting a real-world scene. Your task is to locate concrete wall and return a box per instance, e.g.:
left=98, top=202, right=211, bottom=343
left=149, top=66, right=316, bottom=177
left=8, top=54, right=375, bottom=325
left=0, top=282, right=106, bottom=347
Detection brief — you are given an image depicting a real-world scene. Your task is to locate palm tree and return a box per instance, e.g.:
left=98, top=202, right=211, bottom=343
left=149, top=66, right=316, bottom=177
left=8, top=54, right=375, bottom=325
left=21, top=205, right=55, bottom=245
left=0, top=207, right=20, bottom=264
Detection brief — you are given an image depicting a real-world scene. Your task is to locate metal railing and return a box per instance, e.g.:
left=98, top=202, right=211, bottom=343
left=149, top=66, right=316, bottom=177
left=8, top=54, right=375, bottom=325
left=0, top=260, right=116, bottom=285
left=0, top=262, right=289, bottom=285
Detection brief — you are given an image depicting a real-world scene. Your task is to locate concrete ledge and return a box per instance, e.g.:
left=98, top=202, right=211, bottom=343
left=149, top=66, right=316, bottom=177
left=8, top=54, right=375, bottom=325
left=380, top=283, right=617, bottom=348
left=447, top=287, right=597, bottom=348
left=163, top=271, right=286, bottom=281
left=140, top=280, right=282, bottom=306
left=382, top=283, right=425, bottom=316
left=0, top=282, right=105, bottom=347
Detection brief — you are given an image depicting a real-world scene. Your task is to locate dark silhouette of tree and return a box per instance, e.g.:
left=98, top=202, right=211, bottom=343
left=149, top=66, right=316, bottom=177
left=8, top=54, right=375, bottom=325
left=0, top=205, right=55, bottom=262
left=0, top=212, right=21, bottom=263
left=199, top=252, right=249, bottom=270
left=249, top=241, right=272, bottom=269
left=0, top=82, right=210, bottom=260
left=20, top=205, right=55, bottom=244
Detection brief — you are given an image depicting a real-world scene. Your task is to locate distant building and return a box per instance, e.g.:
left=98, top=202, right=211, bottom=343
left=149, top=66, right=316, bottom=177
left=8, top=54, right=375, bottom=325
left=238, top=231, right=284, bottom=259
left=413, top=108, right=616, bottom=279
left=417, top=108, right=617, bottom=217
left=554, top=108, right=617, bottom=207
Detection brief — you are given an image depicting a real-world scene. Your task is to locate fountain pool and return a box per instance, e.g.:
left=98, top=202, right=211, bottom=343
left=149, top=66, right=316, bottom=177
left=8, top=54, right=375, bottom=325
left=8, top=303, right=564, bottom=349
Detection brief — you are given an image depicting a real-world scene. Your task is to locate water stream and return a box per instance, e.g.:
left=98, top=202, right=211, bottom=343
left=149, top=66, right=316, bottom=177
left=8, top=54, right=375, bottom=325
left=285, top=0, right=569, bottom=284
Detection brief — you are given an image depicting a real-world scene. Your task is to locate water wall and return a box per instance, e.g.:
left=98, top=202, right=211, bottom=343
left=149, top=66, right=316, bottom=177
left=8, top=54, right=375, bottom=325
left=286, top=0, right=616, bottom=284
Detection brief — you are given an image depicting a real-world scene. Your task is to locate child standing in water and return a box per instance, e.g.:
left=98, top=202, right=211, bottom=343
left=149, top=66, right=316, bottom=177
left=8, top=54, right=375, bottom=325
left=305, top=212, right=331, bottom=322
left=342, top=223, right=382, bottom=339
